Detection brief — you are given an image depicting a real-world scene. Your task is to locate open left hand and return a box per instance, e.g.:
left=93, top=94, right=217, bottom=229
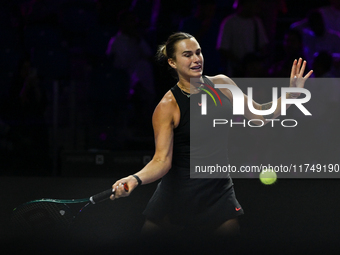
left=289, top=58, right=313, bottom=98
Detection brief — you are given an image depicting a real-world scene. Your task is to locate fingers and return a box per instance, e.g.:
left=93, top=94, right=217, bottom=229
left=304, top=69, right=313, bottom=79
left=291, top=58, right=313, bottom=78
left=110, top=181, right=129, bottom=200
left=109, top=183, right=117, bottom=200
left=290, top=58, right=313, bottom=89
left=292, top=58, right=304, bottom=77
left=299, top=60, right=306, bottom=77
left=296, top=58, right=302, bottom=76
left=290, top=59, right=297, bottom=78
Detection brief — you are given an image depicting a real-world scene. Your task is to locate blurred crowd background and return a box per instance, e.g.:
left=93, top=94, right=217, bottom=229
left=0, top=0, right=339, bottom=176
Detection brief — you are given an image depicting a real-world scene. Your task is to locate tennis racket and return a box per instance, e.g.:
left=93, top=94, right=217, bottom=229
left=10, top=183, right=129, bottom=233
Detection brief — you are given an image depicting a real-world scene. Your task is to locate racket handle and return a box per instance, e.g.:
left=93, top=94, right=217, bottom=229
left=89, top=183, right=129, bottom=204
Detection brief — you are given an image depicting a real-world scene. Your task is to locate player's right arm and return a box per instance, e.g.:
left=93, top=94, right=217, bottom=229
left=134, top=91, right=177, bottom=184
left=111, top=91, right=178, bottom=199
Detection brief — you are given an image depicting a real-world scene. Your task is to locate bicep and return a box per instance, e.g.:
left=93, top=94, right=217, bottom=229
left=225, top=76, right=263, bottom=119
left=215, top=75, right=262, bottom=120
left=151, top=103, right=175, bottom=164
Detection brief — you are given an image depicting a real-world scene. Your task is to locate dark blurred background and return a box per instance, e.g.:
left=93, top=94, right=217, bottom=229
left=0, top=0, right=339, bottom=177
left=0, top=0, right=340, bottom=253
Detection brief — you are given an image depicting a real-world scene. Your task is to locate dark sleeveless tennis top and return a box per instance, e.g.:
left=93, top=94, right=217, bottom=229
left=143, top=76, right=242, bottom=226
left=171, top=75, right=233, bottom=172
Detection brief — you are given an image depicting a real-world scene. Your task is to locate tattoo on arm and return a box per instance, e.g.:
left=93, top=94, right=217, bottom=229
left=261, top=102, right=274, bottom=119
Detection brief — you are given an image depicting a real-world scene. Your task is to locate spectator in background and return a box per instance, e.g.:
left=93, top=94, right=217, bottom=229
left=312, top=51, right=335, bottom=78
left=318, top=0, right=340, bottom=33
left=241, top=52, right=267, bottom=78
left=301, top=10, right=340, bottom=69
left=155, top=0, right=192, bottom=44
left=129, top=0, right=160, bottom=35
left=128, top=0, right=161, bottom=52
left=106, top=10, right=155, bottom=134
left=213, top=0, right=235, bottom=22
left=259, top=0, right=287, bottom=59
left=291, top=0, right=340, bottom=34
left=106, top=10, right=154, bottom=97
left=269, top=29, right=304, bottom=77
left=217, top=0, right=268, bottom=77
left=179, top=0, right=221, bottom=74
left=3, top=58, right=49, bottom=175
left=300, top=51, right=340, bottom=163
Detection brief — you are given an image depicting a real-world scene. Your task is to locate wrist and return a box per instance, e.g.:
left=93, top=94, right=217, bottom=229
left=131, top=174, right=142, bottom=187
left=286, top=92, right=298, bottom=99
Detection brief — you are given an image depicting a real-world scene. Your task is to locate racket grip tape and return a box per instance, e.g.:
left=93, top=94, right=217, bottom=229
left=89, top=183, right=129, bottom=204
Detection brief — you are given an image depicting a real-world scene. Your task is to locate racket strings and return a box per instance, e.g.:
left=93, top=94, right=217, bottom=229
left=11, top=202, right=74, bottom=231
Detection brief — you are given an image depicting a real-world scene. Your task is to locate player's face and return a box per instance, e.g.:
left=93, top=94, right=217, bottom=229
left=168, top=38, right=204, bottom=79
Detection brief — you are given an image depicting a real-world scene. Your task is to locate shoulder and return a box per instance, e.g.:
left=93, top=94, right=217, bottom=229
left=159, top=89, right=177, bottom=107
left=219, top=15, right=237, bottom=32
left=153, top=90, right=178, bottom=121
left=109, top=32, right=125, bottom=44
left=204, top=75, right=240, bottom=102
left=205, top=74, right=238, bottom=87
left=221, top=14, right=237, bottom=24
left=106, top=33, right=125, bottom=54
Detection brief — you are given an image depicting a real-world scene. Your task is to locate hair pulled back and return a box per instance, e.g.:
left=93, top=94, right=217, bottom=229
left=156, top=32, right=194, bottom=63
left=156, top=32, right=194, bottom=78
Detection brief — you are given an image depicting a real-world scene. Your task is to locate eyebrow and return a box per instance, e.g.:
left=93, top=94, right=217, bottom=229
left=182, top=49, right=201, bottom=54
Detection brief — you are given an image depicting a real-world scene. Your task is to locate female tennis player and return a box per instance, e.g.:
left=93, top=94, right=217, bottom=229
left=110, top=32, right=313, bottom=237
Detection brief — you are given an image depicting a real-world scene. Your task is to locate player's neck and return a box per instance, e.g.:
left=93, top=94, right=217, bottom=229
left=177, top=76, right=203, bottom=93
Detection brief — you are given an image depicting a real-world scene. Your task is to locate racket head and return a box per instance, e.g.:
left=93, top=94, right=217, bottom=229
left=10, top=201, right=75, bottom=234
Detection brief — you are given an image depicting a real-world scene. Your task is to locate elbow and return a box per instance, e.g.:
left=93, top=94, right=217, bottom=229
left=166, top=161, right=172, bottom=173
left=157, top=161, right=171, bottom=179
left=152, top=156, right=172, bottom=175
left=163, top=160, right=172, bottom=175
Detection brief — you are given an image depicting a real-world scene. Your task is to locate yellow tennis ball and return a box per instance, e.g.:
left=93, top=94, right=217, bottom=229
left=259, top=168, right=277, bottom=185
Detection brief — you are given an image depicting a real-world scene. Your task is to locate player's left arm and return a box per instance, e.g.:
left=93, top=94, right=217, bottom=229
left=212, top=58, right=313, bottom=125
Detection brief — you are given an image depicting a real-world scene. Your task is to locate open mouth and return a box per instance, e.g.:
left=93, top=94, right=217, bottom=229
left=190, top=65, right=202, bottom=71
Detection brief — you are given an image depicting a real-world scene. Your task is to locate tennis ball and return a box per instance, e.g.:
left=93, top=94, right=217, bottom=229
left=259, top=168, right=277, bottom=185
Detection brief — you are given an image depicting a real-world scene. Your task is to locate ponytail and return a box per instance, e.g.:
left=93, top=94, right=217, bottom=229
left=155, top=32, right=194, bottom=76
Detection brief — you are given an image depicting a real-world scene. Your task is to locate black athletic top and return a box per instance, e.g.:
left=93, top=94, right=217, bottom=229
left=143, top=76, right=243, bottom=227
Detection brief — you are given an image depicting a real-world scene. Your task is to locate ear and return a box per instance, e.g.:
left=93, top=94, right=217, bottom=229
left=168, top=58, right=176, bottom=69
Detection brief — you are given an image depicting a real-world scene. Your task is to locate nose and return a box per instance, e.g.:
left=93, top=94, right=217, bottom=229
left=193, top=53, right=200, bottom=63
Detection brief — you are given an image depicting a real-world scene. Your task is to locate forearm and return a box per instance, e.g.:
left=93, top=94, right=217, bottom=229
left=261, top=93, right=296, bottom=121
left=110, top=155, right=172, bottom=199
left=133, top=157, right=171, bottom=185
